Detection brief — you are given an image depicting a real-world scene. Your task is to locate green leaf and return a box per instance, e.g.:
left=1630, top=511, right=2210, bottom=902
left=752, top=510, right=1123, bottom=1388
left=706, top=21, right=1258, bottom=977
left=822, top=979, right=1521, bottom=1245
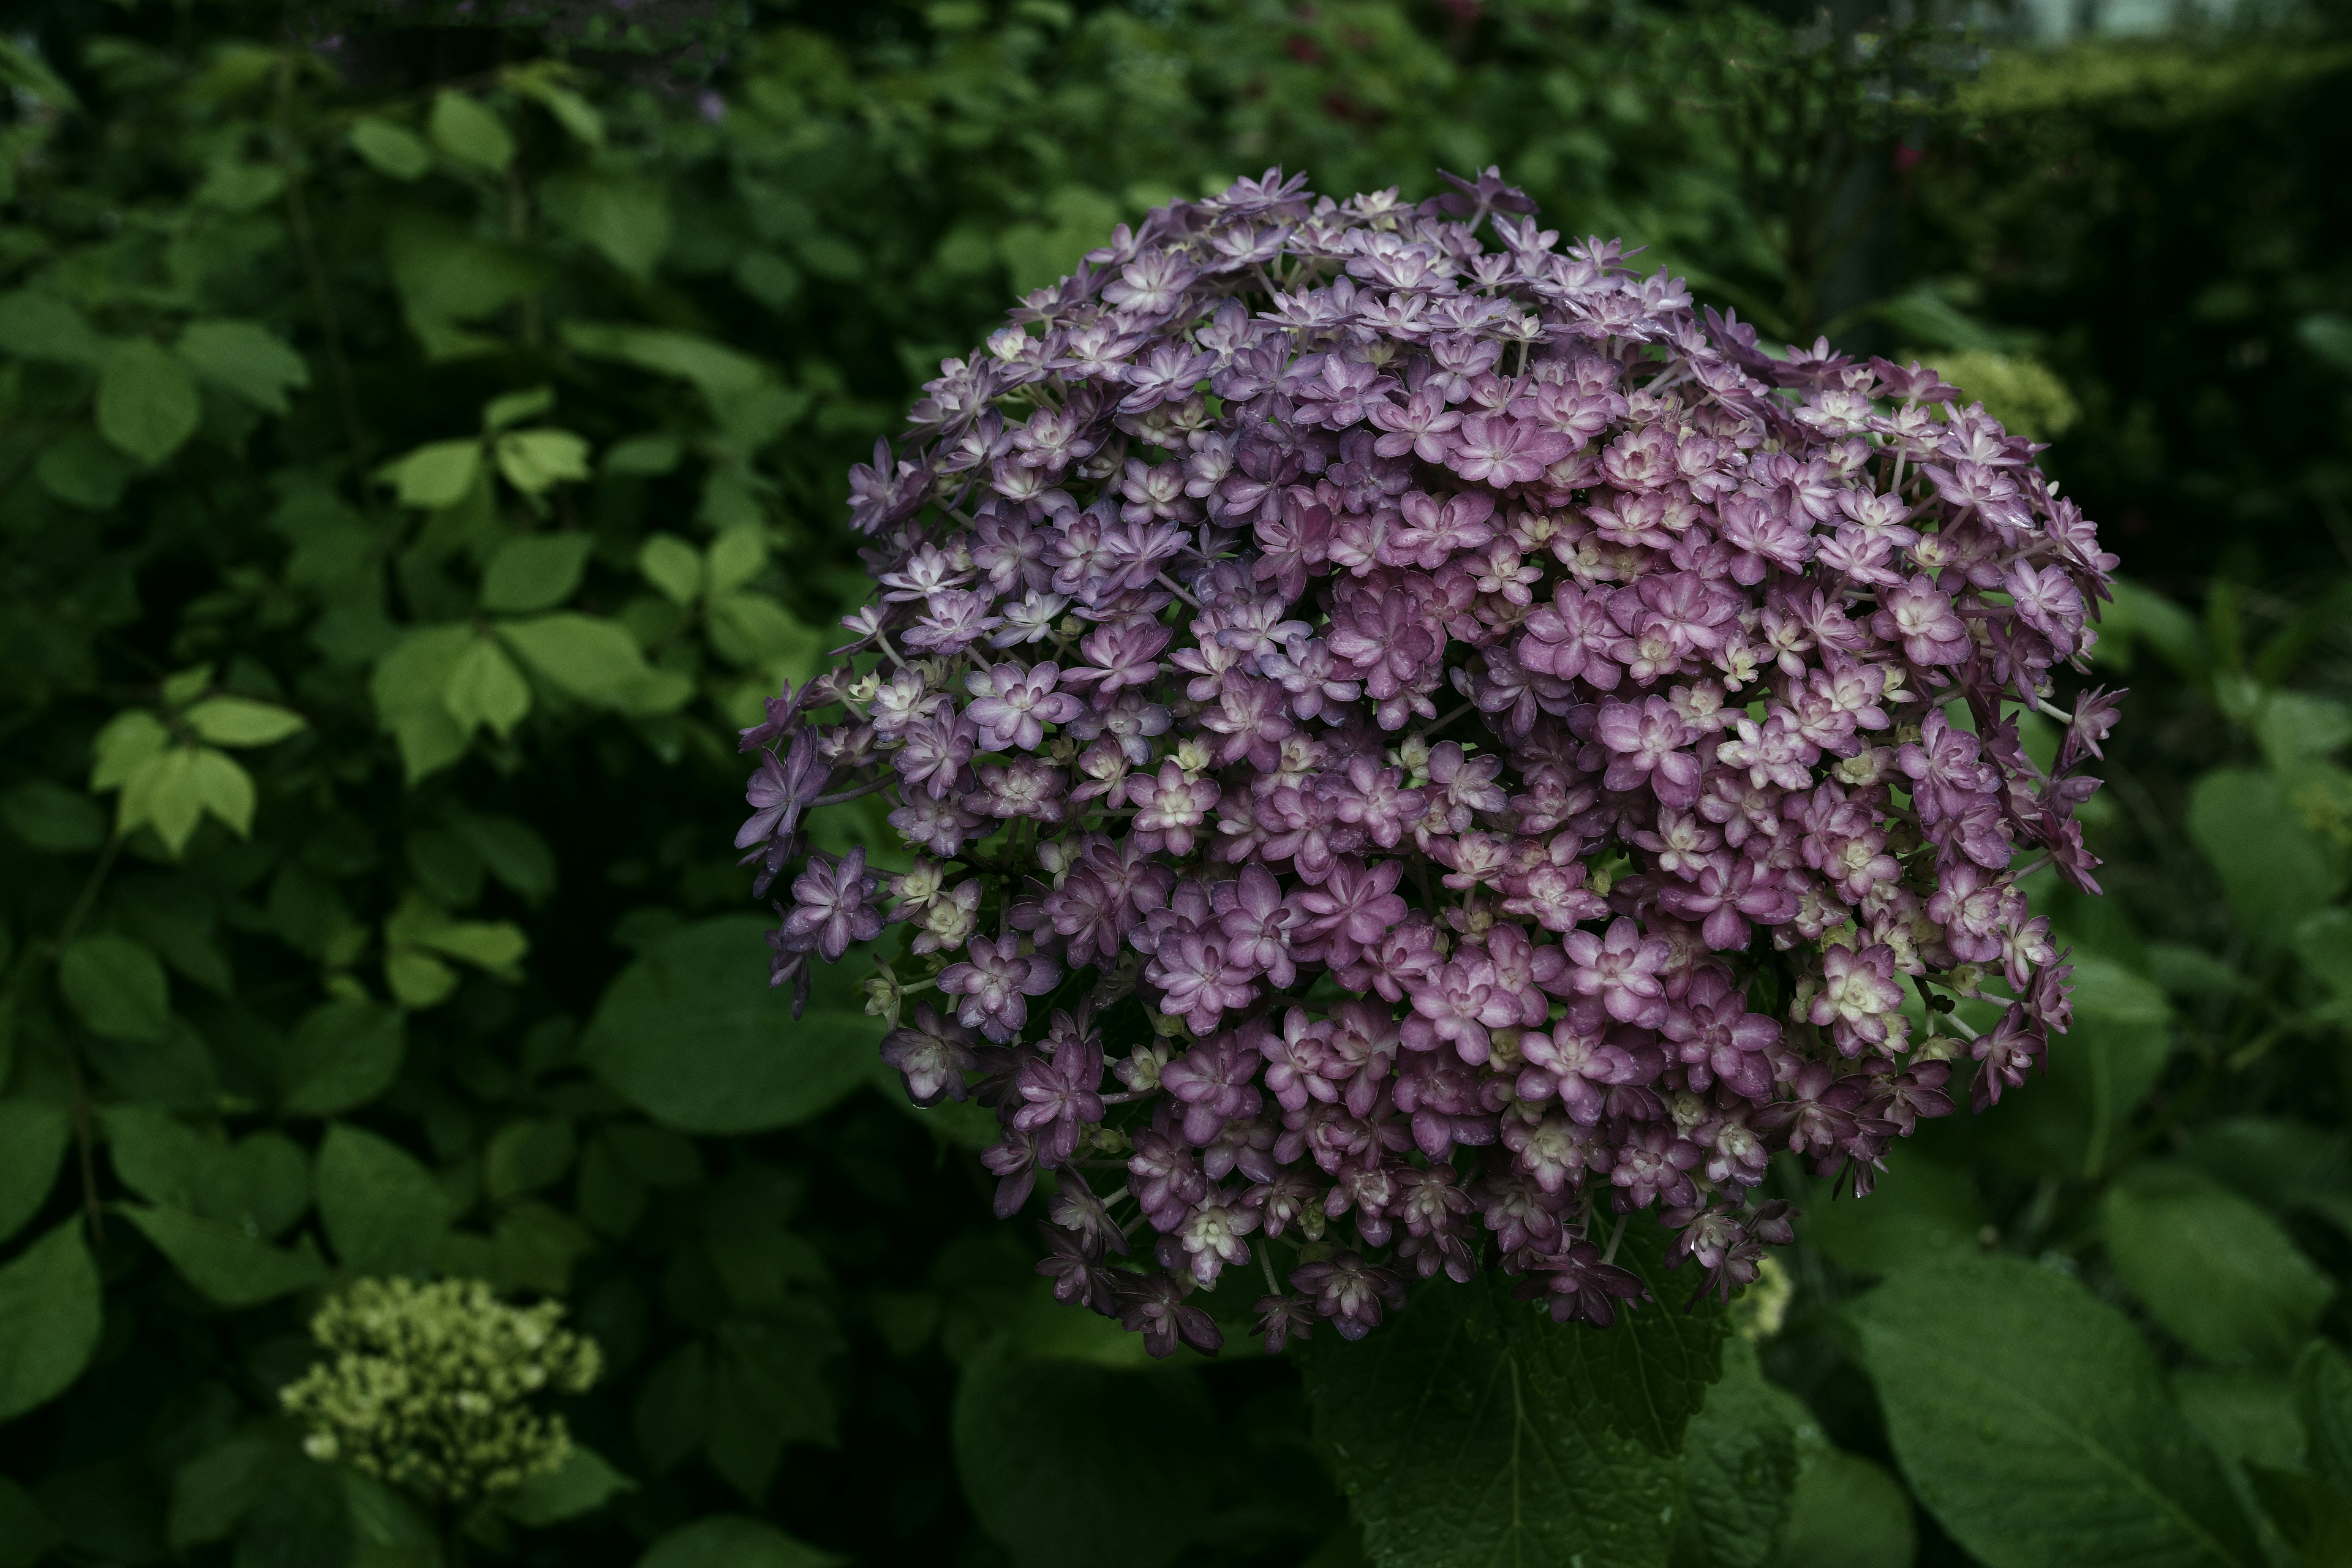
left=584, top=916, right=880, bottom=1134
left=35, top=424, right=138, bottom=508
left=637, top=1515, right=845, bottom=1568
left=277, top=999, right=406, bottom=1117
left=507, top=66, right=605, bottom=145
left=448, top=811, right=556, bottom=902
left=1773, top=1449, right=1916, bottom=1568
left=1801, top=1147, right=1983, bottom=1277
left=2295, top=1340, right=2352, bottom=1498
left=348, top=117, right=431, bottom=179
left=606, top=432, right=682, bottom=476
left=558, top=320, right=769, bottom=403
left=96, top=339, right=202, bottom=465
left=954, top=1337, right=1215, bottom=1568
left=1302, top=1272, right=1694, bottom=1568
left=505, top=1443, right=634, bottom=1526
left=2187, top=768, right=2342, bottom=951
left=0, top=289, right=104, bottom=366
left=1850, top=1254, right=2260, bottom=1568
left=386, top=893, right=528, bottom=973
left=167, top=1427, right=298, bottom=1548
left=181, top=696, right=306, bottom=747
left=377, top=439, right=484, bottom=509
left=115, top=745, right=208, bottom=854
left=499, top=612, right=689, bottom=715
left=494, top=429, right=593, bottom=495
left=484, top=1117, right=577, bottom=1200
left=0, top=779, right=105, bottom=852
left=707, top=592, right=823, bottom=679
left=102, top=1106, right=311, bottom=1238
left=119, top=1204, right=330, bottom=1306
left=2103, top=1163, right=2332, bottom=1366
left=59, top=933, right=170, bottom=1042
left=638, top=533, right=704, bottom=605
left=371, top=625, right=475, bottom=783
left=0, top=1101, right=68, bottom=1246
left=428, top=89, right=515, bottom=172
left=483, top=384, right=555, bottom=431
left=541, top=171, right=673, bottom=281
left=175, top=320, right=309, bottom=415
left=481, top=533, right=594, bottom=612
left=706, top=527, right=767, bottom=594
left=315, top=1123, right=451, bottom=1276
left=0, top=1220, right=102, bottom=1422
left=89, top=708, right=170, bottom=792
left=386, top=951, right=458, bottom=1009
left=1673, top=1339, right=1802, bottom=1568
left=442, top=635, right=533, bottom=739
left=187, top=747, right=256, bottom=839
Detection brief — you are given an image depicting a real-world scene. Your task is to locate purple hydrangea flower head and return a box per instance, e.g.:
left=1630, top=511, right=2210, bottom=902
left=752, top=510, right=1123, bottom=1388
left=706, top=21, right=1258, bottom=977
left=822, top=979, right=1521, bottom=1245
left=738, top=167, right=2117, bottom=1355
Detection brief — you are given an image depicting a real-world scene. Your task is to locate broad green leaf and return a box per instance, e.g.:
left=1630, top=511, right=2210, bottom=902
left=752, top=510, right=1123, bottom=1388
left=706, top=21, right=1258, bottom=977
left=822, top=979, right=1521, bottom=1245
left=175, top=320, right=309, bottom=414
left=348, top=117, right=430, bottom=179
left=0, top=1102, right=68, bottom=1245
left=504, top=1443, right=633, bottom=1526
left=606, top=432, right=682, bottom=475
left=2296, top=1340, right=2352, bottom=1498
left=2297, top=908, right=2352, bottom=999
left=0, top=1220, right=102, bottom=1422
left=494, top=428, right=593, bottom=494
left=1773, top=1449, right=1915, bottom=1568
left=2097, top=580, right=2207, bottom=677
left=385, top=893, right=528, bottom=973
left=89, top=708, right=170, bottom=791
left=103, top=1106, right=310, bottom=1238
left=119, top=1204, right=329, bottom=1306
left=2103, top=1163, right=2332, bottom=1366
left=500, top=612, right=689, bottom=715
left=386, top=951, right=458, bottom=1009
left=315, top=1123, right=451, bottom=1276
left=59, top=933, right=169, bottom=1042
left=181, top=696, right=306, bottom=747
left=483, top=383, right=555, bottom=431
left=340, top=1467, right=438, bottom=1568
left=639, top=533, right=704, bottom=605
left=168, top=1427, right=298, bottom=1548
left=428, top=89, right=514, bottom=172
left=0, top=288, right=104, bottom=366
left=484, top=1117, right=577, bottom=1200
left=541, top=170, right=672, bottom=281
left=35, top=424, right=138, bottom=508
left=0, top=780, right=105, bottom=852
left=277, top=999, right=405, bottom=1117
left=637, top=1515, right=844, bottom=1568
left=187, top=747, right=256, bottom=839
left=369, top=625, right=474, bottom=783
left=1302, top=1269, right=1700, bottom=1568
left=584, top=916, right=880, bottom=1134
left=95, top=339, right=200, bottom=464
left=1851, top=1254, right=2260, bottom=1568
left=954, top=1337, right=1215, bottom=1568
left=117, top=746, right=206, bottom=853
left=706, top=526, right=767, bottom=593
left=448, top=810, right=556, bottom=902
left=559, top=320, right=769, bottom=403
left=383, top=213, right=550, bottom=347
left=442, top=635, right=533, bottom=738
left=1802, top=1147, right=1983, bottom=1277
left=481, top=533, right=593, bottom=612
left=1673, top=1339, right=1802, bottom=1568
left=377, top=439, right=483, bottom=509
left=2187, top=768, right=2342, bottom=951
left=507, top=66, right=605, bottom=145
left=707, top=591, right=823, bottom=678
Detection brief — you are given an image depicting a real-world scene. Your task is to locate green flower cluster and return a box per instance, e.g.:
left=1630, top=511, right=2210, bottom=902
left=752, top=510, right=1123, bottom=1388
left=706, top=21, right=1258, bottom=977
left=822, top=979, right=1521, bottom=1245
left=281, top=1278, right=601, bottom=1502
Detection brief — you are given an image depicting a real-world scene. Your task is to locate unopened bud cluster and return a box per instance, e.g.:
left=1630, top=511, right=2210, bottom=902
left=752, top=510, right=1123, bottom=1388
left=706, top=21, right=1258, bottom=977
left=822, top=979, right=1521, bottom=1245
left=736, top=167, right=2117, bottom=1355
left=280, top=1278, right=600, bottom=1501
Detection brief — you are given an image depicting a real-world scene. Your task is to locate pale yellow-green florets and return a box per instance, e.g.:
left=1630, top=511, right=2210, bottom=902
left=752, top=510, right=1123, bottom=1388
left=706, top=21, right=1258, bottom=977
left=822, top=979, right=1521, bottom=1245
left=279, top=1278, right=601, bottom=1502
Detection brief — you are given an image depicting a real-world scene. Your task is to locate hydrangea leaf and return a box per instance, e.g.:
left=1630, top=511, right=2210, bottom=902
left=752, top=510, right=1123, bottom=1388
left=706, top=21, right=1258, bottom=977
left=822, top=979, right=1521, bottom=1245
left=59, top=933, right=170, bottom=1042
left=2296, top=1340, right=2352, bottom=1499
left=636, top=1514, right=845, bottom=1568
left=503, top=1442, right=634, bottom=1526
left=0, top=1101, right=69, bottom=1246
left=1302, top=1271, right=1691, bottom=1568
left=119, top=1205, right=330, bottom=1307
left=0, top=1219, right=102, bottom=1422
left=2188, top=768, right=2342, bottom=952
left=316, top=1124, right=452, bottom=1278
left=2103, top=1162, right=2331, bottom=1367
left=1773, top=1448, right=1915, bottom=1568
left=583, top=916, right=880, bottom=1134
left=1851, top=1253, right=2261, bottom=1568
left=276, top=999, right=405, bottom=1117
left=1670, top=1338, right=1802, bottom=1568
left=94, top=339, right=200, bottom=464
left=102, top=1106, right=311, bottom=1238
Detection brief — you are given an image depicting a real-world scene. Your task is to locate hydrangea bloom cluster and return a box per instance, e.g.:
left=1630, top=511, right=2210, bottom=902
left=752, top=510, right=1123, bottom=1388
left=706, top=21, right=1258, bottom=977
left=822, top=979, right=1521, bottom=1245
left=281, top=1278, right=601, bottom=1501
left=741, top=168, right=2120, bottom=1356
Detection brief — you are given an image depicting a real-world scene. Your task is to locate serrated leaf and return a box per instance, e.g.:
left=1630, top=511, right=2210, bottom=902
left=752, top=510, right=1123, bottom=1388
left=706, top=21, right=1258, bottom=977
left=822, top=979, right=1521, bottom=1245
left=442, top=635, right=533, bottom=737
left=349, top=117, right=430, bottom=179
left=0, top=1220, right=102, bottom=1422
left=175, top=320, right=309, bottom=414
left=377, top=439, right=484, bottom=509
left=1672, top=1338, right=1802, bottom=1568
left=181, top=696, right=307, bottom=747
left=495, top=428, right=593, bottom=495
left=96, top=338, right=201, bottom=465
left=1302, top=1270, right=1693, bottom=1568
left=428, top=89, right=514, bottom=172
left=482, top=533, right=593, bottom=612
left=59, top=933, right=170, bottom=1042
left=1851, top=1254, right=2260, bottom=1568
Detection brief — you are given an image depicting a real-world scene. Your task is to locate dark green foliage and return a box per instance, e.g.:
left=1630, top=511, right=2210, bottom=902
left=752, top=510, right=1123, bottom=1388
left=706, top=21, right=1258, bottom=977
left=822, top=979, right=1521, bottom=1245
left=0, top=1, right=2349, bottom=1565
